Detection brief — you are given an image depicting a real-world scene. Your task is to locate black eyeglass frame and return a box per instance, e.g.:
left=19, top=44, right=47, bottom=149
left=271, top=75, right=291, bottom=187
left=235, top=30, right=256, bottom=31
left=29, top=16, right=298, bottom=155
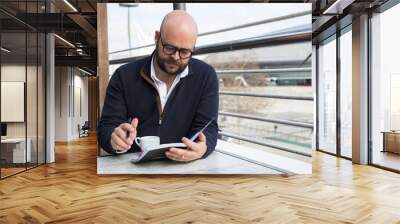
left=158, top=36, right=194, bottom=59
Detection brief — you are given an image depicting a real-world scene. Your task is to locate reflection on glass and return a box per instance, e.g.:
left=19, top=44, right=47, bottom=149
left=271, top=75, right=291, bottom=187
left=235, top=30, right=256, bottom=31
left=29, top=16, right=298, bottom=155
left=219, top=117, right=312, bottom=156
left=0, top=0, right=47, bottom=179
left=204, top=43, right=312, bottom=156
left=188, top=3, right=310, bottom=47
left=107, top=3, right=172, bottom=60
left=1, top=30, right=27, bottom=177
left=371, top=4, right=400, bottom=171
left=318, top=37, right=337, bottom=154
left=107, top=3, right=311, bottom=62
left=340, top=29, right=352, bottom=158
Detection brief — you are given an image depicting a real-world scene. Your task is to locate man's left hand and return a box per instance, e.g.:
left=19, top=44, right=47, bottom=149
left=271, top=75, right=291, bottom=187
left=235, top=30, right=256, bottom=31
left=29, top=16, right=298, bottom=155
left=165, top=132, right=207, bottom=162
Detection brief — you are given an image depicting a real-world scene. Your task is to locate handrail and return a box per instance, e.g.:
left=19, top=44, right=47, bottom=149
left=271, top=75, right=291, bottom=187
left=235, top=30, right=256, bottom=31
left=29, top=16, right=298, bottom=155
left=217, top=68, right=311, bottom=74
left=109, top=10, right=310, bottom=55
left=219, top=91, right=313, bottom=101
left=110, top=30, right=310, bottom=65
left=219, top=111, right=313, bottom=129
left=219, top=131, right=311, bottom=157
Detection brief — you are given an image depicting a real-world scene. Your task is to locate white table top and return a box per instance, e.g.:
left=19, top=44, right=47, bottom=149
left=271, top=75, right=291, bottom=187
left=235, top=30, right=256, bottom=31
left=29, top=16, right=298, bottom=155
left=97, top=150, right=282, bottom=175
left=97, top=140, right=311, bottom=175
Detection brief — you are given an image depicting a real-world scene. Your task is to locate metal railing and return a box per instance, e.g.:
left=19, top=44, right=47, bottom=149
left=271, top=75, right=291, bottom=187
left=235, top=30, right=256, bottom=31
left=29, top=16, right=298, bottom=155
left=218, top=91, right=313, bottom=157
left=217, top=68, right=311, bottom=74
left=109, top=10, right=310, bottom=55
left=219, top=111, right=313, bottom=129
left=110, top=27, right=311, bottom=65
left=219, top=91, right=313, bottom=101
left=219, top=131, right=311, bottom=157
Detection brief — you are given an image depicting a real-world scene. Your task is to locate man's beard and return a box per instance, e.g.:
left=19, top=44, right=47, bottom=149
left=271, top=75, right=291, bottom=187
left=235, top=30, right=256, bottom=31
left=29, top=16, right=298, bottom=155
left=155, top=47, right=189, bottom=76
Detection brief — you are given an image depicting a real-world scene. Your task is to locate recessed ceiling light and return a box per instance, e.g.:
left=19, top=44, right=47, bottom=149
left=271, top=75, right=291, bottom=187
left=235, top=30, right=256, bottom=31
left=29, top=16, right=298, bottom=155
left=78, top=67, right=93, bottom=76
left=323, top=0, right=354, bottom=15
left=54, top=34, right=75, bottom=48
left=63, top=0, right=78, bottom=12
left=1, top=47, right=11, bottom=53
left=119, top=3, right=139, bottom=8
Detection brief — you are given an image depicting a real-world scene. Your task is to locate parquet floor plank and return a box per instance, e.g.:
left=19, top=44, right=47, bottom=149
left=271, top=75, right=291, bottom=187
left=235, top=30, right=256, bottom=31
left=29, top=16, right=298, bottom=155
left=0, top=135, right=399, bottom=223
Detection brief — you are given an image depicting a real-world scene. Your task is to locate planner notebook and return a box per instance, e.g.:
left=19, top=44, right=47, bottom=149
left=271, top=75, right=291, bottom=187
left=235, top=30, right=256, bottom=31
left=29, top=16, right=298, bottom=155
left=130, top=142, right=187, bottom=163
left=130, top=118, right=214, bottom=163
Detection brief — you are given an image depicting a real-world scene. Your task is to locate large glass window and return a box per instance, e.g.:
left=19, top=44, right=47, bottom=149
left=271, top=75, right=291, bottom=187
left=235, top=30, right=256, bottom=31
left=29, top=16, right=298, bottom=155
left=187, top=3, right=310, bottom=47
left=106, top=3, right=312, bottom=162
left=198, top=43, right=312, bottom=159
left=340, top=27, right=352, bottom=158
left=107, top=3, right=172, bottom=76
left=190, top=4, right=312, bottom=160
left=0, top=1, right=46, bottom=179
left=371, top=3, right=400, bottom=171
left=317, top=36, right=337, bottom=154
left=0, top=5, right=28, bottom=177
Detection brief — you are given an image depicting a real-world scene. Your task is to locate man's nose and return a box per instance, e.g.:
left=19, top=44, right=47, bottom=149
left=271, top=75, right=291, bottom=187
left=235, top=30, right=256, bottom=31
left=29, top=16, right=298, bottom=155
left=171, top=51, right=180, bottom=60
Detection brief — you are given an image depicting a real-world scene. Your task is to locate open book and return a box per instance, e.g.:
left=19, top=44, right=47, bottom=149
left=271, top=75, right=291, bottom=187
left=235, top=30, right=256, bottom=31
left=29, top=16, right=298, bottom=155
left=130, top=118, right=215, bottom=163
left=130, top=143, right=187, bottom=163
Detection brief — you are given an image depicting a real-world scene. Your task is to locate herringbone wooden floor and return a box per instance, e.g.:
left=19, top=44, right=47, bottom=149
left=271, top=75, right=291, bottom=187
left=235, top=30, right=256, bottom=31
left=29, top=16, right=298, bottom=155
left=1, top=135, right=400, bottom=224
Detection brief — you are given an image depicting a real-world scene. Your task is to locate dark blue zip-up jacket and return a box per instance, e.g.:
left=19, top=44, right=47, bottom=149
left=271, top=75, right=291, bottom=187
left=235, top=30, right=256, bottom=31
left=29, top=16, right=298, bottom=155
left=97, top=53, right=219, bottom=159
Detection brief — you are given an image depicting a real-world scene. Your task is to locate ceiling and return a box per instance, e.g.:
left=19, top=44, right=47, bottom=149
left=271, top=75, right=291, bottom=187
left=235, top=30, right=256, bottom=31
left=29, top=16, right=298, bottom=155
left=0, top=0, right=97, bottom=75
left=310, top=0, right=390, bottom=43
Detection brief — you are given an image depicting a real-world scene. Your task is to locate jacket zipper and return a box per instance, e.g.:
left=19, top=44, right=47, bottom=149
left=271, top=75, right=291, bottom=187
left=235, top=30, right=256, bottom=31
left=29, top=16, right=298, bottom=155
left=139, top=67, right=183, bottom=127
left=159, top=112, right=163, bottom=125
left=139, top=68, right=165, bottom=128
left=158, top=80, right=183, bottom=126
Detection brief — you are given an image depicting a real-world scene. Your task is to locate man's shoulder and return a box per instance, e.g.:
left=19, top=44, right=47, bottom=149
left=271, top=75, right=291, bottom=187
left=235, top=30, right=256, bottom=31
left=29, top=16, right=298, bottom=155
left=115, top=57, right=148, bottom=75
left=189, top=58, right=216, bottom=76
left=190, top=57, right=214, bottom=70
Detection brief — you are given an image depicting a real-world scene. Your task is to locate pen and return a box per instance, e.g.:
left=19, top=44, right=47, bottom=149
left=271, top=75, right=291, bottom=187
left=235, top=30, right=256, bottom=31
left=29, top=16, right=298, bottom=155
left=127, top=117, right=132, bottom=138
left=190, top=117, right=215, bottom=141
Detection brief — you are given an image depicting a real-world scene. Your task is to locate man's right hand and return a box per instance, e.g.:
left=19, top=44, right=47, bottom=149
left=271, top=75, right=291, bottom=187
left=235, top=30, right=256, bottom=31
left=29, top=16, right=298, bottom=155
left=111, top=118, right=138, bottom=154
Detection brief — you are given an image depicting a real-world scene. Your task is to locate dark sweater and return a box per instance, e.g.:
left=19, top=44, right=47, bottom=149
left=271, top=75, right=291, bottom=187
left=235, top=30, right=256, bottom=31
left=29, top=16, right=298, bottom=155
left=97, top=53, right=219, bottom=159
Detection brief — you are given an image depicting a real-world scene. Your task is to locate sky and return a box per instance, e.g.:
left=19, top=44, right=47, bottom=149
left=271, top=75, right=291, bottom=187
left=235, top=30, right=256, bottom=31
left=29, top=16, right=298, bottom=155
left=107, top=3, right=311, bottom=59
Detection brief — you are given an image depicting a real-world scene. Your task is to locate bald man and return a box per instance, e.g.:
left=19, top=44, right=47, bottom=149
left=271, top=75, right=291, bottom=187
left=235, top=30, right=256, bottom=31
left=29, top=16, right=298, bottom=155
left=98, top=10, right=219, bottom=162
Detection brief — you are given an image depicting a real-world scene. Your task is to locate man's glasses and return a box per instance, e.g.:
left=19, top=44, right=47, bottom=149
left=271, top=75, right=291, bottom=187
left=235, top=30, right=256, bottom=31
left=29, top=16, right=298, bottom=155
left=159, top=36, right=193, bottom=59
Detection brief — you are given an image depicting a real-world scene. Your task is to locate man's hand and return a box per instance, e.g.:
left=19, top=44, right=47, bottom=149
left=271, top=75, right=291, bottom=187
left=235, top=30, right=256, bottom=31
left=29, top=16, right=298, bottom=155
left=111, top=118, right=138, bottom=154
left=165, top=132, right=207, bottom=162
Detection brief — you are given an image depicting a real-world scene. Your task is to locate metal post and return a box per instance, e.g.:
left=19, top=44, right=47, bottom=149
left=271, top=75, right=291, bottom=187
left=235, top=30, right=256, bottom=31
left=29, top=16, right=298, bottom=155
left=336, top=29, right=341, bottom=157
left=313, top=44, right=319, bottom=151
left=119, top=3, right=138, bottom=55
left=173, top=3, right=186, bottom=10
left=352, top=14, right=369, bottom=164
left=46, top=0, right=55, bottom=163
left=128, top=8, right=131, bottom=50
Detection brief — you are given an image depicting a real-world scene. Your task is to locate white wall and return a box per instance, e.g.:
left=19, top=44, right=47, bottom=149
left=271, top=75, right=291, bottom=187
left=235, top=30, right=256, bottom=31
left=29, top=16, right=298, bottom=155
left=1, top=65, right=28, bottom=138
left=72, top=72, right=89, bottom=138
left=54, top=67, right=89, bottom=141
left=55, top=66, right=68, bottom=141
left=2, top=63, right=46, bottom=164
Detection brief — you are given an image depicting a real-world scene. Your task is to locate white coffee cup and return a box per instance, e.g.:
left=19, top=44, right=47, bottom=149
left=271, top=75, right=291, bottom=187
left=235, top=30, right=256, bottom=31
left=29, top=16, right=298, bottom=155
left=135, top=136, right=160, bottom=149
